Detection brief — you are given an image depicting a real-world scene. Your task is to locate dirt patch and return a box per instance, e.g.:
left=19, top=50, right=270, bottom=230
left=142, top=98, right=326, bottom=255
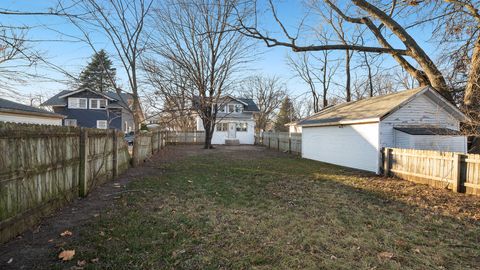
left=0, top=145, right=264, bottom=269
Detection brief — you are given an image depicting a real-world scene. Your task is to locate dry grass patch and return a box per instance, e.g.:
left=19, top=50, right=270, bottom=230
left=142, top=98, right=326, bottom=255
left=47, top=147, right=480, bottom=269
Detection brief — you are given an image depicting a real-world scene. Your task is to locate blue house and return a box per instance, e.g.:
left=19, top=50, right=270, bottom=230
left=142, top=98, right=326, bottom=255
left=42, top=89, right=136, bottom=132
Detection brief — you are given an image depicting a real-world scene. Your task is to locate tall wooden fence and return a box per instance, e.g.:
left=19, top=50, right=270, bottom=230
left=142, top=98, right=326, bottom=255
left=255, top=132, right=302, bottom=154
left=0, top=123, right=132, bottom=243
left=383, top=148, right=480, bottom=195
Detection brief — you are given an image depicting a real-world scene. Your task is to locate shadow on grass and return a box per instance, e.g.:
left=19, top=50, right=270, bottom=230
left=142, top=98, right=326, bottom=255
left=49, top=150, right=480, bottom=270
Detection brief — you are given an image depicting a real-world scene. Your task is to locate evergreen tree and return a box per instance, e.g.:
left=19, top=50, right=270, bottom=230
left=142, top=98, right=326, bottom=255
left=274, top=96, right=296, bottom=132
left=78, top=50, right=116, bottom=92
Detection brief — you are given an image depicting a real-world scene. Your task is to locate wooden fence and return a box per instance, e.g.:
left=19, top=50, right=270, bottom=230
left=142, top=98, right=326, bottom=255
left=164, top=131, right=205, bottom=145
left=383, top=148, right=480, bottom=195
left=133, top=129, right=165, bottom=166
left=0, top=123, right=134, bottom=243
left=255, top=132, right=302, bottom=154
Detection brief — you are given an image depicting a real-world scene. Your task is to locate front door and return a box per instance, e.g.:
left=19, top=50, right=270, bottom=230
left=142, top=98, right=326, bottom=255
left=228, top=122, right=236, bottom=138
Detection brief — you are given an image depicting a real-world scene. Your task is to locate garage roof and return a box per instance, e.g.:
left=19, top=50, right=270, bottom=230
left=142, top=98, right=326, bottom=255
left=298, top=86, right=467, bottom=127
left=0, top=98, right=64, bottom=118
left=394, top=127, right=463, bottom=136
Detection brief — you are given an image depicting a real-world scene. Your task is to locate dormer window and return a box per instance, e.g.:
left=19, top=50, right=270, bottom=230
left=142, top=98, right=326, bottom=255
left=68, top=98, right=87, bottom=109
left=90, top=99, right=107, bottom=109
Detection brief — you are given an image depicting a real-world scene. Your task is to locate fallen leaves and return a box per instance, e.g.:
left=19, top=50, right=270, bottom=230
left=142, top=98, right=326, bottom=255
left=58, top=250, right=75, bottom=261
left=60, top=230, right=73, bottom=237
left=378, top=251, right=394, bottom=260
left=77, top=260, right=87, bottom=267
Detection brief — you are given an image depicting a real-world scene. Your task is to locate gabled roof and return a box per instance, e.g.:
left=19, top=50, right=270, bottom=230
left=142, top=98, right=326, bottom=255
left=298, top=86, right=468, bottom=127
left=58, top=88, right=117, bottom=100
left=236, top=97, right=259, bottom=112
left=0, top=98, right=64, bottom=118
left=42, top=89, right=132, bottom=108
left=192, top=95, right=260, bottom=112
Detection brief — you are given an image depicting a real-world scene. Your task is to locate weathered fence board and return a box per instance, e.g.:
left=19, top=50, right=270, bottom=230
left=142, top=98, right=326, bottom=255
left=255, top=132, right=302, bottom=155
left=164, top=131, right=205, bottom=145
left=0, top=123, right=131, bottom=243
left=383, top=147, right=480, bottom=195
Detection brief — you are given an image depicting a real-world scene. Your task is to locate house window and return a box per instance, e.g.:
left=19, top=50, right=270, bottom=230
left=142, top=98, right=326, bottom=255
left=228, top=104, right=235, bottom=113
left=235, top=104, right=243, bottom=113
left=236, top=122, right=247, bottom=132
left=90, top=99, right=107, bottom=109
left=96, top=120, right=108, bottom=129
left=64, top=119, right=77, bottom=127
left=68, top=98, right=87, bottom=109
left=218, top=105, right=226, bottom=113
left=216, top=122, right=228, bottom=131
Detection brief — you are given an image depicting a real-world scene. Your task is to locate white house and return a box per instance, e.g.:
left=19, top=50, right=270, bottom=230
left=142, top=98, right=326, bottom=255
left=196, top=96, right=259, bottom=145
left=298, top=86, right=469, bottom=174
left=285, top=121, right=302, bottom=134
left=0, top=98, right=64, bottom=125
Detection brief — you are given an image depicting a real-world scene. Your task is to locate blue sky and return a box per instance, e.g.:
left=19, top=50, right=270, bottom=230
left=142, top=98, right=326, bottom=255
left=1, top=0, right=440, bottom=105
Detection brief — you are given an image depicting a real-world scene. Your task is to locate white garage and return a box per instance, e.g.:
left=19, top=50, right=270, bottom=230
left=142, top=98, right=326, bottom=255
left=298, top=86, right=469, bottom=174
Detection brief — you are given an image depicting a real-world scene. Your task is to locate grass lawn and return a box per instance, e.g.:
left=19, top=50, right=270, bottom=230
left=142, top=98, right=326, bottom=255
left=52, top=147, right=480, bottom=269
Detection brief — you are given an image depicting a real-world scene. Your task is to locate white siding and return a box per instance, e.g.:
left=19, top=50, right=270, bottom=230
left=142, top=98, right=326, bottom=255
left=0, top=112, right=62, bottom=126
left=197, top=117, right=255, bottom=145
left=393, top=129, right=412, bottom=148
left=302, top=123, right=380, bottom=173
left=412, top=135, right=467, bottom=153
left=380, top=94, right=460, bottom=148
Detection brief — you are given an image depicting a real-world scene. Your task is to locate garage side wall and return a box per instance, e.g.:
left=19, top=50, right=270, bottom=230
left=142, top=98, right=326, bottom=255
left=380, top=94, right=460, bottom=149
left=302, top=123, right=380, bottom=173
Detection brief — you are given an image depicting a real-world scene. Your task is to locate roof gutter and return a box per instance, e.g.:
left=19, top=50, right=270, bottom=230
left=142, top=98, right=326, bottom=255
left=0, top=109, right=65, bottom=119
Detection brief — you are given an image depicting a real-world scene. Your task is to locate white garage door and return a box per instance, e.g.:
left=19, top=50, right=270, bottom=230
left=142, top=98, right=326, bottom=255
left=302, top=123, right=380, bottom=173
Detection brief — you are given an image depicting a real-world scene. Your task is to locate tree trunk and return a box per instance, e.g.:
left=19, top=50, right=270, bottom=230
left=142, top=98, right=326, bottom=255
left=464, top=35, right=480, bottom=121
left=351, top=0, right=452, bottom=101
left=345, top=49, right=351, bottom=102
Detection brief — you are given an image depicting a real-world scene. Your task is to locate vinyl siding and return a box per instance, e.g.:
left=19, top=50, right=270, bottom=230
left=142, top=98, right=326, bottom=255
left=380, top=93, right=460, bottom=149
left=394, top=130, right=467, bottom=153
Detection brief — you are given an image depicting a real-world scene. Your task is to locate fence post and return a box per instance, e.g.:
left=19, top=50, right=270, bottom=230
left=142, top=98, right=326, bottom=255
left=112, top=129, right=118, bottom=179
left=452, top=153, right=462, bottom=193
left=268, top=136, right=271, bottom=148
left=288, top=137, right=292, bottom=153
left=79, top=128, right=89, bottom=197
left=383, top=148, right=391, bottom=177
left=277, top=137, right=280, bottom=151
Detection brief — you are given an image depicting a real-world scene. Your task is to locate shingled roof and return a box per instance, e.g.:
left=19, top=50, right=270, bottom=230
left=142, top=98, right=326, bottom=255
left=298, top=86, right=467, bottom=127
left=0, top=98, right=64, bottom=118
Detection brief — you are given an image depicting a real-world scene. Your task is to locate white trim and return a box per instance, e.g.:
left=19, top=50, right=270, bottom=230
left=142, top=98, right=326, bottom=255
left=59, top=89, right=116, bottom=101
left=96, top=120, right=108, bottom=129
left=222, top=95, right=248, bottom=105
left=68, top=98, right=88, bottom=109
left=89, top=98, right=107, bottom=109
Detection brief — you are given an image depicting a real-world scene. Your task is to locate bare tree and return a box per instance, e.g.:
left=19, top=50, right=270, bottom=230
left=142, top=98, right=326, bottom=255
left=150, top=0, right=250, bottom=149
left=237, top=0, right=454, bottom=101
left=143, top=60, right=196, bottom=131
left=63, top=0, right=152, bottom=165
left=287, top=51, right=338, bottom=112
left=239, top=75, right=286, bottom=132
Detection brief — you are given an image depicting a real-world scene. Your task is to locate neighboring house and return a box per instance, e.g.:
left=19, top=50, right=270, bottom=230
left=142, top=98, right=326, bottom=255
left=285, top=121, right=302, bottom=133
left=195, top=95, right=260, bottom=144
left=298, top=86, right=469, bottom=174
left=42, top=89, right=136, bottom=132
left=0, top=98, right=64, bottom=125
